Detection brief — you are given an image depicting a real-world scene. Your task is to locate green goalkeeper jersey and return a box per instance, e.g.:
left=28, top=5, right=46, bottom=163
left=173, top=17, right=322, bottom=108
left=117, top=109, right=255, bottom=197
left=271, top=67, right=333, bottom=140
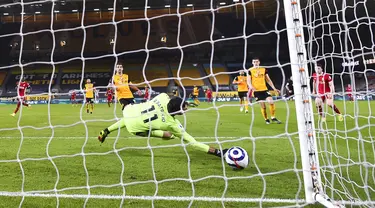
left=122, top=93, right=209, bottom=153
left=123, top=93, right=184, bottom=134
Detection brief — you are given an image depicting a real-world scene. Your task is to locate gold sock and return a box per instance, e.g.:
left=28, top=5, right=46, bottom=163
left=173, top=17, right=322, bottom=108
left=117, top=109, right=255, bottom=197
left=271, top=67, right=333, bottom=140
left=269, top=104, right=275, bottom=118
left=244, top=100, right=248, bottom=111
left=261, top=108, right=268, bottom=120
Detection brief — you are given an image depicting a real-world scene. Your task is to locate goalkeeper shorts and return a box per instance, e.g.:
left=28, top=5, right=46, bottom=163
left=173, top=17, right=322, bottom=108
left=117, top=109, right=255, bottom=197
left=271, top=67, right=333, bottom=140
left=119, top=98, right=134, bottom=110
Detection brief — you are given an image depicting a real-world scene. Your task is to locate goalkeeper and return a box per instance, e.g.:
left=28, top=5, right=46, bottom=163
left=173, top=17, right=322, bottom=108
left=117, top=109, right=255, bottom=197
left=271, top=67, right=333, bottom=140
left=98, top=93, right=227, bottom=157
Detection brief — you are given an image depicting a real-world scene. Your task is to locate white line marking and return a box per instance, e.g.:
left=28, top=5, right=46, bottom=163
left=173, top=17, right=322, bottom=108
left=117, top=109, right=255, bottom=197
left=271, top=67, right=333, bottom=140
left=0, top=192, right=373, bottom=205
left=0, top=191, right=304, bottom=203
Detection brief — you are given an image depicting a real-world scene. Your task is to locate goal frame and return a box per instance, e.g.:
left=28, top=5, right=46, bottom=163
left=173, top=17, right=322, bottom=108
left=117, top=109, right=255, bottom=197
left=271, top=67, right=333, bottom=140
left=283, top=0, right=322, bottom=204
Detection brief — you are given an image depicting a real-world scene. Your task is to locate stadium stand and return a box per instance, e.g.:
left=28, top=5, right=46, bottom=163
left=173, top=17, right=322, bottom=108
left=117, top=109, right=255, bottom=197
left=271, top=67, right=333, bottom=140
left=203, top=64, right=230, bottom=87
left=6, top=67, right=57, bottom=95
left=170, top=64, right=204, bottom=86
left=0, top=71, right=7, bottom=87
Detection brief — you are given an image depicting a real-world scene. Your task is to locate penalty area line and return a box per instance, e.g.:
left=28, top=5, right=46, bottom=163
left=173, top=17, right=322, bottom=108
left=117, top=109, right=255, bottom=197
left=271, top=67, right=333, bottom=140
left=0, top=191, right=305, bottom=203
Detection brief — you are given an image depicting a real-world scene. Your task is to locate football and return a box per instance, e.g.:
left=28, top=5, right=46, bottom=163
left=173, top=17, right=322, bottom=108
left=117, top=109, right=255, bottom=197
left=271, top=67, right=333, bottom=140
left=225, top=147, right=249, bottom=170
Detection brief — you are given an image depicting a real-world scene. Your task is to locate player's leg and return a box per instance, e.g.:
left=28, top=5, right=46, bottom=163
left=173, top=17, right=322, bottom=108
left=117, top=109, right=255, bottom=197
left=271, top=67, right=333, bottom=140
left=239, top=94, right=244, bottom=112
left=266, top=95, right=281, bottom=124
left=248, top=90, right=253, bottom=104
left=243, top=96, right=249, bottom=113
left=142, top=130, right=228, bottom=157
left=315, top=96, right=325, bottom=122
left=194, top=95, right=200, bottom=105
left=326, top=98, right=343, bottom=121
left=86, top=99, right=90, bottom=113
left=21, top=100, right=29, bottom=107
left=255, top=91, right=270, bottom=124
left=90, top=101, right=94, bottom=114
left=11, top=100, right=21, bottom=116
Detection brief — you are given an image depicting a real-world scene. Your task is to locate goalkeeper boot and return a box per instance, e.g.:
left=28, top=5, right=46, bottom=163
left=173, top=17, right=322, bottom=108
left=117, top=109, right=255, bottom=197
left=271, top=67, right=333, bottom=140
left=98, top=128, right=110, bottom=143
left=271, top=118, right=282, bottom=124
left=215, top=148, right=229, bottom=158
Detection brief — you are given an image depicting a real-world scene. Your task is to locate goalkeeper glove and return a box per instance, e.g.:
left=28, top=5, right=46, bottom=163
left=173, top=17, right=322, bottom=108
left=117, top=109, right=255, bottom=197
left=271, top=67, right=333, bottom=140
left=215, top=148, right=228, bottom=158
left=98, top=128, right=110, bottom=143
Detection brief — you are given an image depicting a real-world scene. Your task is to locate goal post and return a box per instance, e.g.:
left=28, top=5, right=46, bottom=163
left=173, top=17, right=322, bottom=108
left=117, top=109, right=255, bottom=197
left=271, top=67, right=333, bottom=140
left=282, top=0, right=321, bottom=204
left=283, top=0, right=350, bottom=207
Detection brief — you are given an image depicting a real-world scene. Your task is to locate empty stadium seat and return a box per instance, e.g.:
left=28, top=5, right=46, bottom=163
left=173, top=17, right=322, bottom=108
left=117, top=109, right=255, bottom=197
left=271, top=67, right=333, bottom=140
left=203, top=65, right=230, bottom=86
left=170, top=64, right=204, bottom=86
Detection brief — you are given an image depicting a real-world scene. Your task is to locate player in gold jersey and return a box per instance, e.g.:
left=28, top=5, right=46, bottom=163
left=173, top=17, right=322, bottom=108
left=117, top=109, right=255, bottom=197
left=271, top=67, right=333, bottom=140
left=232, top=70, right=251, bottom=113
left=112, top=63, right=142, bottom=110
left=191, top=85, right=200, bottom=105
left=249, top=58, right=281, bottom=124
left=84, top=79, right=95, bottom=114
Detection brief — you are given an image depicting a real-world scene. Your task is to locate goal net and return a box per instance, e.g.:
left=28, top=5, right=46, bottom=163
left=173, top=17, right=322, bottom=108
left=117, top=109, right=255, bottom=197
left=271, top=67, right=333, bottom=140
left=0, top=0, right=374, bottom=207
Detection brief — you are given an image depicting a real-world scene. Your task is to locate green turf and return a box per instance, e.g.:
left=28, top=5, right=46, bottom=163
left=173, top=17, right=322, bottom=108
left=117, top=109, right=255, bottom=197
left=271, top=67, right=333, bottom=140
left=0, top=100, right=374, bottom=207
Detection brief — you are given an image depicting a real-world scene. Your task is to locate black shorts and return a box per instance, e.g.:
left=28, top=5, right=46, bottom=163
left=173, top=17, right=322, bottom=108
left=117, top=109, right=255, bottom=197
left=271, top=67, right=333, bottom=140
left=191, top=95, right=198, bottom=99
left=288, top=90, right=294, bottom=96
left=254, top=91, right=270, bottom=101
left=119, top=98, right=134, bottom=110
left=238, top=91, right=248, bottom=98
left=86, top=98, right=93, bottom=103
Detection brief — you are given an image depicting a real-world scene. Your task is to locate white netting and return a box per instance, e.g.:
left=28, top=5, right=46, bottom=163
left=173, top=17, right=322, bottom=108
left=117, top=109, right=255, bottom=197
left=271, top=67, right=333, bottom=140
left=0, top=0, right=374, bottom=207
left=299, top=0, right=375, bottom=206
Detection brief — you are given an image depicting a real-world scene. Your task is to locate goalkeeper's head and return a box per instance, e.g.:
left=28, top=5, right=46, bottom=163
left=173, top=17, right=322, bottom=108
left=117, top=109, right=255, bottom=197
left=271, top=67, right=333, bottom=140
left=168, top=96, right=188, bottom=116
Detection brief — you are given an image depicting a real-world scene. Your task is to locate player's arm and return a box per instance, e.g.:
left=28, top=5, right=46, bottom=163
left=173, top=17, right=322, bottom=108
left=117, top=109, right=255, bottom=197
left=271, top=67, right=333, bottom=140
left=246, top=74, right=254, bottom=91
left=312, top=79, right=317, bottom=95
left=232, top=76, right=239, bottom=84
left=265, top=73, right=278, bottom=91
left=128, top=81, right=142, bottom=95
left=328, top=79, right=335, bottom=98
left=285, top=82, right=290, bottom=91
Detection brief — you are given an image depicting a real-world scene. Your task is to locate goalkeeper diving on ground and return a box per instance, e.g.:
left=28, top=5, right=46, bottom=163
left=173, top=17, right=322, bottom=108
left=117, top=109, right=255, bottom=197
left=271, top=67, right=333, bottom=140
left=98, top=93, right=228, bottom=158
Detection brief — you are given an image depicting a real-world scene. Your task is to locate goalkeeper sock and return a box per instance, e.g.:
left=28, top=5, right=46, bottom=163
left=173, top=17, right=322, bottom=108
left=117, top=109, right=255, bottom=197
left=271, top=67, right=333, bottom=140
left=261, top=108, right=268, bottom=120
left=331, top=105, right=341, bottom=114
left=269, top=104, right=276, bottom=118
left=108, top=118, right=126, bottom=132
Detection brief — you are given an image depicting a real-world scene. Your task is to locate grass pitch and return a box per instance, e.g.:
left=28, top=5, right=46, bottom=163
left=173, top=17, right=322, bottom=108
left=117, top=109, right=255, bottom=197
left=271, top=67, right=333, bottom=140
left=0, top=100, right=374, bottom=207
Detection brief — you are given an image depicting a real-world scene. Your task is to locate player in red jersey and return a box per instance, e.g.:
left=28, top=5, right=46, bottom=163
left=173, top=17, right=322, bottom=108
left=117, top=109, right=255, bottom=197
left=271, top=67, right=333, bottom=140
left=143, top=86, right=150, bottom=102
left=312, top=64, right=343, bottom=122
left=205, top=88, right=212, bottom=103
left=346, top=84, right=353, bottom=101
left=105, top=88, right=113, bottom=107
left=11, top=79, right=31, bottom=117
left=70, top=90, right=77, bottom=107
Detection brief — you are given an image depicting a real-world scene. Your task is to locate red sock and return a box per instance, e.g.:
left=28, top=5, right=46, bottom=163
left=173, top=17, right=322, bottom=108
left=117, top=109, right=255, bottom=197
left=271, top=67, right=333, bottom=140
left=332, top=105, right=341, bottom=114
left=14, top=102, right=21, bottom=114
left=22, top=102, right=29, bottom=107
left=318, top=106, right=323, bottom=116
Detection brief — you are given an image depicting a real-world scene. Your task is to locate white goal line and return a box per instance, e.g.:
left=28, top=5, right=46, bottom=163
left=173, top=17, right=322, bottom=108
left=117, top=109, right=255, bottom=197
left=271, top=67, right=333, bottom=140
left=0, top=191, right=305, bottom=203
left=0, top=191, right=374, bottom=206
